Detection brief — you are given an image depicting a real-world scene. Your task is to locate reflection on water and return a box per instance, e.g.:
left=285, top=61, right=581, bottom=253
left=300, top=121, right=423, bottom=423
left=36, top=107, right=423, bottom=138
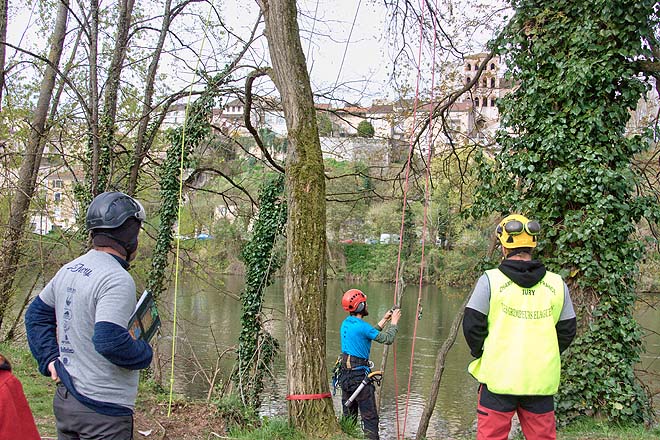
left=157, top=276, right=660, bottom=439
left=637, top=300, right=660, bottom=411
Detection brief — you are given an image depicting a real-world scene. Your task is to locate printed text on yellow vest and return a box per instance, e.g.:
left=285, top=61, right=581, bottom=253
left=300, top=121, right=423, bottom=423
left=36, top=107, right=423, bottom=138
left=468, top=269, right=564, bottom=395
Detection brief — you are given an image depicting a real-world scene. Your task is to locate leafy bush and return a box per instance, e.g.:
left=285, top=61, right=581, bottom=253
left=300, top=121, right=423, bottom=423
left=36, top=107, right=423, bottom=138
left=342, top=243, right=398, bottom=281
left=357, top=120, right=374, bottom=138
left=213, top=395, right=259, bottom=430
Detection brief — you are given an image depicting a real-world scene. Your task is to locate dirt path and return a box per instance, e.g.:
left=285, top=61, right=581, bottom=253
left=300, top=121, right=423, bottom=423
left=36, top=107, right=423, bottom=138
left=133, top=399, right=228, bottom=440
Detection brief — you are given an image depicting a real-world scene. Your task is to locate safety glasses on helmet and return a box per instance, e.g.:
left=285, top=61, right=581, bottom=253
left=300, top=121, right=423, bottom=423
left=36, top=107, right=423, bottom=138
left=500, top=219, right=540, bottom=236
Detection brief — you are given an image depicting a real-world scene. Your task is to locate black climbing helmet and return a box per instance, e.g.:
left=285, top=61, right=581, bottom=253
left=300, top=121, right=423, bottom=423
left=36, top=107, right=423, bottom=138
left=86, top=191, right=146, bottom=231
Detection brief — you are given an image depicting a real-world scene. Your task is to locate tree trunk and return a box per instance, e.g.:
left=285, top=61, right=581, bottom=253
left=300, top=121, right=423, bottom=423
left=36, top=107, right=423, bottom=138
left=258, top=0, right=338, bottom=433
left=3, top=268, right=42, bottom=342
left=0, top=0, right=8, bottom=111
left=97, top=0, right=135, bottom=194
left=0, top=0, right=69, bottom=332
left=88, top=0, right=100, bottom=195
left=127, top=0, right=172, bottom=196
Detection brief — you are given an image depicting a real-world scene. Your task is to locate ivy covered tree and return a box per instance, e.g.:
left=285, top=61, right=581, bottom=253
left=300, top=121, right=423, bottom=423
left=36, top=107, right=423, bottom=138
left=471, top=0, right=659, bottom=423
left=147, top=72, right=225, bottom=298
left=235, top=175, right=286, bottom=408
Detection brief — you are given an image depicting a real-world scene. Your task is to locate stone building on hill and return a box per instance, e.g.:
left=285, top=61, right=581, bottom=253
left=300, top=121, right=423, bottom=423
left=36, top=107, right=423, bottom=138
left=159, top=53, right=517, bottom=167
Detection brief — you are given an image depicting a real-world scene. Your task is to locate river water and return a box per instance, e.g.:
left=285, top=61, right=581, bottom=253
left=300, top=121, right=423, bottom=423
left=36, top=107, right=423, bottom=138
left=159, top=276, right=660, bottom=439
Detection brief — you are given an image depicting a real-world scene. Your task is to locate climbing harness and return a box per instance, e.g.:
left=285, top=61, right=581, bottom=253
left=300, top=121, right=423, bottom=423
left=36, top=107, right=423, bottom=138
left=344, top=370, right=383, bottom=408
left=334, top=353, right=374, bottom=394
left=331, top=355, right=342, bottom=395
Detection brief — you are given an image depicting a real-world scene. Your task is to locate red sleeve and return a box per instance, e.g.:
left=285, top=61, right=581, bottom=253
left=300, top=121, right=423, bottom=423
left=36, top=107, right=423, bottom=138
left=0, top=371, right=41, bottom=440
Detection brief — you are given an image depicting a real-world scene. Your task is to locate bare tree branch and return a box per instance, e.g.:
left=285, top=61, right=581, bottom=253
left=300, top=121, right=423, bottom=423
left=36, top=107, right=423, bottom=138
left=244, top=67, right=285, bottom=173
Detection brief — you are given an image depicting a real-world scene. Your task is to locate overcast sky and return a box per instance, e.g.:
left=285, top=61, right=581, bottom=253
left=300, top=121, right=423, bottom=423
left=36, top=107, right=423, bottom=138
left=221, top=0, right=393, bottom=103
left=5, top=0, right=506, bottom=106
left=221, top=0, right=507, bottom=104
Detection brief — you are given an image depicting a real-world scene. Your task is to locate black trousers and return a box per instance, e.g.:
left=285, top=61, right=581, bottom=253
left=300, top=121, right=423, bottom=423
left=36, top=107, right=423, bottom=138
left=53, top=383, right=134, bottom=440
left=340, top=368, right=379, bottom=440
left=478, top=383, right=554, bottom=413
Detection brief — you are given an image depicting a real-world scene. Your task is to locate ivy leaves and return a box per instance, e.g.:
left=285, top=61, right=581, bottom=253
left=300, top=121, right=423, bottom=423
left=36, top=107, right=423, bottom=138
left=235, top=174, right=286, bottom=408
left=147, top=71, right=229, bottom=298
left=472, top=0, right=659, bottom=424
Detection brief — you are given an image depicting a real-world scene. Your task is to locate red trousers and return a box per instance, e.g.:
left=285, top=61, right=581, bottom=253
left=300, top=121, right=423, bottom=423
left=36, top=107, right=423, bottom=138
left=476, top=384, right=556, bottom=440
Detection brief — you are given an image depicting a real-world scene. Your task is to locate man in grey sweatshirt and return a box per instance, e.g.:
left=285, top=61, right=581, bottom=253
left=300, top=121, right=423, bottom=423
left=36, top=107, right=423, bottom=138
left=26, top=191, right=153, bottom=439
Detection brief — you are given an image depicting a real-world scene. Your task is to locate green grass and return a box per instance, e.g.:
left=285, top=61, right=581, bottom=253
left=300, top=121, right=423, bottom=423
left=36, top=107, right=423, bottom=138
left=556, top=418, right=660, bottom=439
left=229, top=417, right=361, bottom=440
left=338, top=416, right=364, bottom=438
left=229, top=417, right=306, bottom=439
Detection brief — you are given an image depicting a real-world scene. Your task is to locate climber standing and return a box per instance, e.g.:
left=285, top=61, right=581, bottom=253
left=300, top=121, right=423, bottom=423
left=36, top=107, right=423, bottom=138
left=339, top=288, right=401, bottom=440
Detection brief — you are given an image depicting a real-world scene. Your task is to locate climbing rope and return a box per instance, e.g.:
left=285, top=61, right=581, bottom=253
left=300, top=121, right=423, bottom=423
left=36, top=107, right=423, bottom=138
left=391, top=0, right=428, bottom=437
left=167, top=2, right=215, bottom=418
left=401, top=0, right=439, bottom=435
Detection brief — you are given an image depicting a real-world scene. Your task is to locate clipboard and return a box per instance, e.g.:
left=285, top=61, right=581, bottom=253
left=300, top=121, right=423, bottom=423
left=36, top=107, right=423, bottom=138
left=127, top=290, right=161, bottom=343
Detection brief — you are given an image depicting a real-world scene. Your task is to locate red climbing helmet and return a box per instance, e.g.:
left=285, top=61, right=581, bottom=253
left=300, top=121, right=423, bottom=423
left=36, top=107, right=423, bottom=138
left=342, top=289, right=367, bottom=314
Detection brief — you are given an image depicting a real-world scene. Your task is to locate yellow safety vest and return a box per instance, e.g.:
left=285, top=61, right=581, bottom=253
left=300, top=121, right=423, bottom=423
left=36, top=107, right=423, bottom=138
left=468, top=268, right=565, bottom=395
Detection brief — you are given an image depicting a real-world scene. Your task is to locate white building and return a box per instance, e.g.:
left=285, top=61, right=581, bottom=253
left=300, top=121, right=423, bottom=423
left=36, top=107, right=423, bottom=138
left=159, top=54, right=516, bottom=167
left=30, top=166, right=83, bottom=235
left=162, top=103, right=187, bottom=128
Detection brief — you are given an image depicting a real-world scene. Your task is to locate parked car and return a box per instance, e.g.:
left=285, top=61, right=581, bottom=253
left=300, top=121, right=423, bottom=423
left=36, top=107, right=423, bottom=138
left=379, top=233, right=400, bottom=244
left=364, top=238, right=378, bottom=245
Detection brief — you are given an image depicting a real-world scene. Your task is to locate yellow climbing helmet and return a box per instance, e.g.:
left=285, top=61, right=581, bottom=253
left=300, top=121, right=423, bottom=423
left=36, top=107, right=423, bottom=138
left=496, top=214, right=541, bottom=249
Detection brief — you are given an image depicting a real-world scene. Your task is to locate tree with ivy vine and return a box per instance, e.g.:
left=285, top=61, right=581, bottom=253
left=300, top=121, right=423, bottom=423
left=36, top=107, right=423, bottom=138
left=146, top=72, right=227, bottom=299
left=235, top=174, right=286, bottom=408
left=471, top=0, right=659, bottom=424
